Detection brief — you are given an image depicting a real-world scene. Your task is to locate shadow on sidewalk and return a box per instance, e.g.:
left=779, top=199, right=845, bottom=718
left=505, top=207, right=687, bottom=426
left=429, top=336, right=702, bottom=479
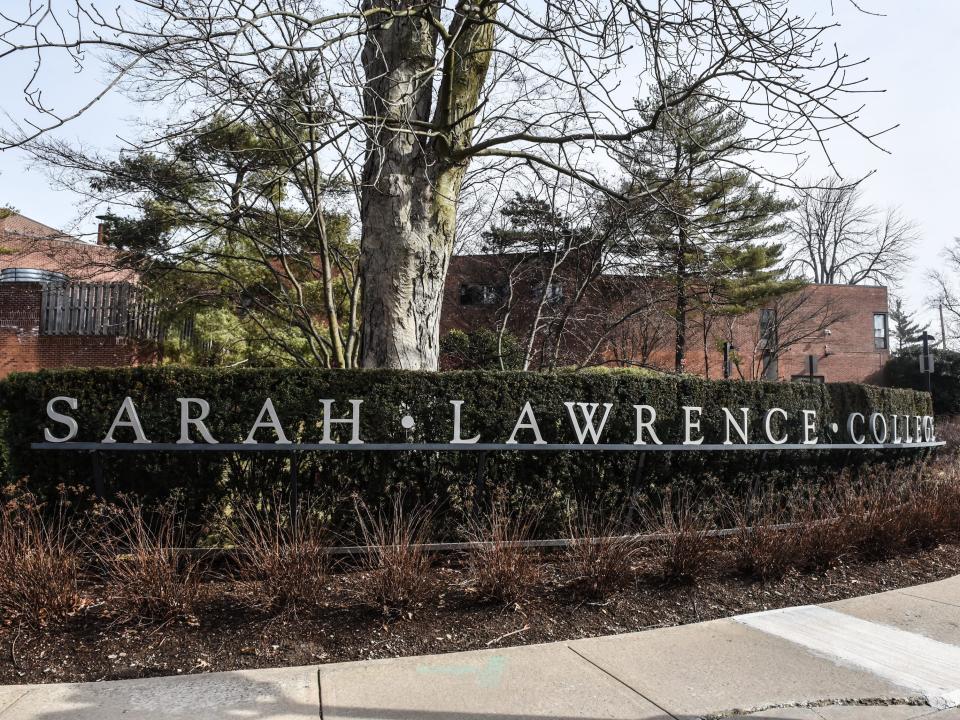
left=21, top=671, right=318, bottom=720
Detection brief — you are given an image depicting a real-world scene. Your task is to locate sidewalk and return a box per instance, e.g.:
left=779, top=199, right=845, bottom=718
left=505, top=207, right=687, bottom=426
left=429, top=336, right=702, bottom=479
left=3, top=577, right=960, bottom=719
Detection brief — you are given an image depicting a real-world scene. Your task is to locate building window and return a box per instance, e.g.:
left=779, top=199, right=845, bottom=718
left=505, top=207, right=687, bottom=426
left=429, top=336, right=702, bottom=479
left=533, top=282, right=564, bottom=304
left=761, top=353, right=778, bottom=381
left=873, top=312, right=888, bottom=350
left=758, top=308, right=777, bottom=350
left=459, top=284, right=501, bottom=306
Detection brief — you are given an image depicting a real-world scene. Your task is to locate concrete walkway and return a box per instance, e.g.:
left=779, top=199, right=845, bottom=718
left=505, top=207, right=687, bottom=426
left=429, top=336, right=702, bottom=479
left=4, top=577, right=960, bottom=720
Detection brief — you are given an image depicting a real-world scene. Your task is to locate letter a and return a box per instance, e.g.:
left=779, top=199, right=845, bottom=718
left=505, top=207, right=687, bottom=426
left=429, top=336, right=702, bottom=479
left=506, top=402, right=546, bottom=445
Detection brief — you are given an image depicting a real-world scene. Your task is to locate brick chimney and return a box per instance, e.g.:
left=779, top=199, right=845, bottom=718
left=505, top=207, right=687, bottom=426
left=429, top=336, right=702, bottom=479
left=96, top=222, right=108, bottom=245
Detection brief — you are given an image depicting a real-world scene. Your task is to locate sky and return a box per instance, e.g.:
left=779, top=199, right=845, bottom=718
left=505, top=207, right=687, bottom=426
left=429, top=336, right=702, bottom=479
left=0, top=0, right=957, bottom=327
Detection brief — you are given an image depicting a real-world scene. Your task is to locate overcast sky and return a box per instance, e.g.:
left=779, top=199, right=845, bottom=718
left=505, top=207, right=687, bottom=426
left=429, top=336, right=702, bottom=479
left=0, top=0, right=956, bottom=326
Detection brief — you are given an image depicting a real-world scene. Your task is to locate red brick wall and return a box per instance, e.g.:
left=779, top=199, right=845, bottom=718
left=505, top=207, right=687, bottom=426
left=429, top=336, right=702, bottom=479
left=0, top=282, right=160, bottom=378
left=440, top=255, right=891, bottom=384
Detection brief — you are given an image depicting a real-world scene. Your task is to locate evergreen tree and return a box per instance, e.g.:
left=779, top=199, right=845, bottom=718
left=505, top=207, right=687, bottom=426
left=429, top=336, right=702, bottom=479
left=620, top=80, right=797, bottom=372
left=890, top=296, right=925, bottom=351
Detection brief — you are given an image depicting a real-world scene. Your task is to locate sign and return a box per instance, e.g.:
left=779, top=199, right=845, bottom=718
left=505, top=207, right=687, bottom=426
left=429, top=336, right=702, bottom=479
left=920, top=354, right=935, bottom=373
left=32, top=395, right=943, bottom=453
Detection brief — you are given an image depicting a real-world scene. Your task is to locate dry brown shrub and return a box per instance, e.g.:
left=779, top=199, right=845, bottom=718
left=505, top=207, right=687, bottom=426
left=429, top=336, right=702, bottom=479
left=225, top=495, right=330, bottom=616
left=355, top=496, right=434, bottom=614
left=790, top=494, right=850, bottom=571
left=0, top=499, right=81, bottom=628
left=464, top=500, right=541, bottom=604
left=639, top=491, right=715, bottom=585
left=727, top=494, right=797, bottom=581
left=833, top=467, right=923, bottom=560
left=90, top=497, right=205, bottom=624
left=563, top=506, right=640, bottom=597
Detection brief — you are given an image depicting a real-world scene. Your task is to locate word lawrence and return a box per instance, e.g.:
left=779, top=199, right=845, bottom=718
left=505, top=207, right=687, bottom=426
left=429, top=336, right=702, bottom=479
left=40, top=396, right=937, bottom=448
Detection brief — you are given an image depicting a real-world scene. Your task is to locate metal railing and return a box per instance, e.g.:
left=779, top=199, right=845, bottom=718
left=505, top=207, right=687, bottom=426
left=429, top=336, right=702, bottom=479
left=40, top=281, right=163, bottom=340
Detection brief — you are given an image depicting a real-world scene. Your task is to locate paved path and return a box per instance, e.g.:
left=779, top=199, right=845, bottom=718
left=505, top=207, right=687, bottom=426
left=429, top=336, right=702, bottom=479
left=4, top=577, right=960, bottom=719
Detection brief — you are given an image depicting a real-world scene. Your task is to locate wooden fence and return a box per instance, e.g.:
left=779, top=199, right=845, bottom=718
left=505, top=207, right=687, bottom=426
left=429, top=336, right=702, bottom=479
left=40, top=282, right=163, bottom=341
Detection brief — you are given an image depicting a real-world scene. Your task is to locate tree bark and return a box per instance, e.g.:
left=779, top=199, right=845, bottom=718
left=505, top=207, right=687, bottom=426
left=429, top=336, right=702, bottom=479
left=674, top=223, right=688, bottom=373
left=358, top=0, right=496, bottom=369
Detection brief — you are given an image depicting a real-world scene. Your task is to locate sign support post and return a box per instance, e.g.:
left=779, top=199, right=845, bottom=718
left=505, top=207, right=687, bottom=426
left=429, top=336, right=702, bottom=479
left=89, top=450, right=105, bottom=499
left=289, top=452, right=300, bottom=535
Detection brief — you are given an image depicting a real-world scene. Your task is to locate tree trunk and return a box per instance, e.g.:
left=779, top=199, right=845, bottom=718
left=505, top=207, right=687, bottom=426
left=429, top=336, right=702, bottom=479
left=359, top=171, right=458, bottom=369
left=358, top=0, right=445, bottom=369
left=674, top=225, right=688, bottom=373
left=358, top=0, right=496, bottom=370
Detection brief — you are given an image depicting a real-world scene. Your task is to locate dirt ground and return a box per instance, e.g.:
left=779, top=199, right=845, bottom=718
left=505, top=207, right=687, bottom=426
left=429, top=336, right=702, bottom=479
left=4, top=542, right=960, bottom=685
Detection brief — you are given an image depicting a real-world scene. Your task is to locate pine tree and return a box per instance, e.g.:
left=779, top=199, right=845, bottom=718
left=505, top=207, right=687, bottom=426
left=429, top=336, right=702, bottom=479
left=890, top=296, right=925, bottom=351
left=620, top=80, right=797, bottom=372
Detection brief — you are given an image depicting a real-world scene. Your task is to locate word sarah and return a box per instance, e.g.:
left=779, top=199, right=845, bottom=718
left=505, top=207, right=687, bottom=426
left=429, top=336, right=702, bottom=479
left=42, top=396, right=937, bottom=447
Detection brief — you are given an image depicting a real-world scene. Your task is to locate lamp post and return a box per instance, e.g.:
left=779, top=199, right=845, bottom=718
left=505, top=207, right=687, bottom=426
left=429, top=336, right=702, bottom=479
left=806, top=354, right=818, bottom=383
left=722, top=342, right=735, bottom=379
left=919, top=331, right=936, bottom=395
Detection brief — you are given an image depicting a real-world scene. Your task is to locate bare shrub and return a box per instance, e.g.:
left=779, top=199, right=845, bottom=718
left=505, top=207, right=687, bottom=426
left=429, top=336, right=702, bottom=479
left=638, top=491, right=716, bottom=585
left=91, top=497, right=205, bottom=624
left=833, top=467, right=919, bottom=560
left=790, top=494, right=850, bottom=571
left=933, top=418, right=960, bottom=460
left=563, top=506, right=640, bottom=597
left=793, top=460, right=960, bottom=567
left=727, top=494, right=797, bottom=581
left=464, top=500, right=541, bottom=604
left=355, top=496, right=433, bottom=614
left=912, top=458, right=960, bottom=542
left=225, top=496, right=330, bottom=616
left=0, top=500, right=80, bottom=628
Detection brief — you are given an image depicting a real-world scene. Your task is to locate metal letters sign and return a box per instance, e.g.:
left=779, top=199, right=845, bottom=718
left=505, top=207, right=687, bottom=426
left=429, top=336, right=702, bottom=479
left=31, top=395, right=944, bottom=453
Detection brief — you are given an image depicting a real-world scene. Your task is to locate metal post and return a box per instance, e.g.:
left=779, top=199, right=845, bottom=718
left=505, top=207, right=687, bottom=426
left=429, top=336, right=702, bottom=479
left=722, top=342, right=733, bottom=380
left=920, top=331, right=935, bottom=396
left=940, top=303, right=947, bottom=350
left=90, top=450, right=105, bottom=499
left=289, top=452, right=299, bottom=535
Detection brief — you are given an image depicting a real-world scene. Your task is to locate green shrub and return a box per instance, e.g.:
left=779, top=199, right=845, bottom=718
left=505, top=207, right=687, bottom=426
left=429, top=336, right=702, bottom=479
left=885, top=348, right=960, bottom=416
left=440, top=329, right=524, bottom=370
left=0, top=367, right=933, bottom=538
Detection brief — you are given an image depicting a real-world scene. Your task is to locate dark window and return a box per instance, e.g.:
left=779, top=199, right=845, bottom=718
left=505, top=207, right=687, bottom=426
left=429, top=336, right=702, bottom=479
left=759, top=308, right=777, bottom=350
left=459, top=284, right=501, bottom=306
left=460, top=285, right=500, bottom=305
left=533, top=282, right=564, bottom=304
left=874, top=312, right=888, bottom=350
left=761, top=353, right=778, bottom=381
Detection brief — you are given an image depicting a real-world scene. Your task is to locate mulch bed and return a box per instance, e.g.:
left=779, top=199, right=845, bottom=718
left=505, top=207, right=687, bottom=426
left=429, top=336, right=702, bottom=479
left=4, top=542, right=960, bottom=685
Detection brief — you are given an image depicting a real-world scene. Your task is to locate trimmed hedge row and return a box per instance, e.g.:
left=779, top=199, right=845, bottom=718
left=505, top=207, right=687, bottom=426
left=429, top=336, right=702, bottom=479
left=0, top=367, right=934, bottom=537
left=886, top=349, right=960, bottom=416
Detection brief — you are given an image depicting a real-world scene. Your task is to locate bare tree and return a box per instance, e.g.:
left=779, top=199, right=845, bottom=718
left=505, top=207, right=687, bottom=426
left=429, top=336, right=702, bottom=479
left=786, top=177, right=916, bottom=286
left=1, top=0, right=888, bottom=369
left=928, top=238, right=960, bottom=350
left=734, top=288, right=850, bottom=380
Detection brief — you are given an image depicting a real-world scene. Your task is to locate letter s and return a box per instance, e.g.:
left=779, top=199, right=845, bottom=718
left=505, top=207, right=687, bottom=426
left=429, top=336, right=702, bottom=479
left=44, top=396, right=78, bottom=442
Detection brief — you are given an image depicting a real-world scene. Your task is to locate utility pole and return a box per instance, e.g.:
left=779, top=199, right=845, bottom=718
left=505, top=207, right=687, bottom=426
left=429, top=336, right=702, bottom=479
left=919, top=330, right=936, bottom=396
left=940, top=302, right=948, bottom=350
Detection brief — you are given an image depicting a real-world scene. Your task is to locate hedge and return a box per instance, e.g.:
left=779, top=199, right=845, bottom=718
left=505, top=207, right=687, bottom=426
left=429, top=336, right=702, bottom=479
left=886, top=349, right=960, bottom=416
left=0, top=367, right=934, bottom=538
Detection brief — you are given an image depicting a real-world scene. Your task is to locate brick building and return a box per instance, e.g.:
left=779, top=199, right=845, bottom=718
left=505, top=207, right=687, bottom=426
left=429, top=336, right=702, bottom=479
left=0, top=213, right=160, bottom=378
left=441, top=254, right=890, bottom=384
